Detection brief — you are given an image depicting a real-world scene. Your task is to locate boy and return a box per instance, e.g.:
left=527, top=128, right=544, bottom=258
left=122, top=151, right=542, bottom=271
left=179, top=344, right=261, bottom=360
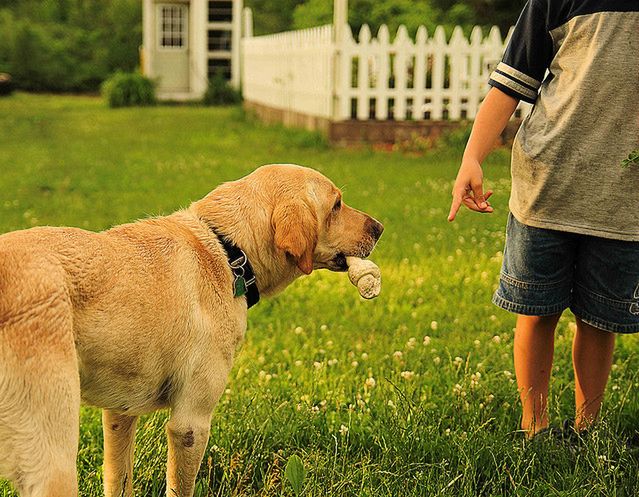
left=448, top=0, right=639, bottom=437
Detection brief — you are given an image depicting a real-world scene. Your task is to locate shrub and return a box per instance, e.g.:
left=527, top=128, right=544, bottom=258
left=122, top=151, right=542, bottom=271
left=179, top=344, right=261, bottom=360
left=202, top=70, right=241, bottom=106
left=101, top=72, right=155, bottom=108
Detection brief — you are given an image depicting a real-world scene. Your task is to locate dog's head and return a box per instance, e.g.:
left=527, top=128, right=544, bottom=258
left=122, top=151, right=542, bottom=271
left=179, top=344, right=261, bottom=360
left=263, top=164, right=383, bottom=275
left=192, top=164, right=383, bottom=292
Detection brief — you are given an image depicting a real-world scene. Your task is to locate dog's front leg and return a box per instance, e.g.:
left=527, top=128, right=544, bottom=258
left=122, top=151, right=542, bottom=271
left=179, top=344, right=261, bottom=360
left=165, top=408, right=212, bottom=497
left=102, top=410, right=138, bottom=497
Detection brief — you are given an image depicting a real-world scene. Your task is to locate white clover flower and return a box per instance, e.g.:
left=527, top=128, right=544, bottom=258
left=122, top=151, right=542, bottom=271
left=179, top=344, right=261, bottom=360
left=423, top=335, right=431, bottom=346
left=474, top=339, right=481, bottom=348
left=492, top=335, right=501, bottom=344
left=430, top=321, right=439, bottom=331
left=406, top=337, right=417, bottom=349
left=453, top=356, right=463, bottom=367
left=365, top=377, right=376, bottom=388
left=387, top=400, right=395, bottom=408
left=294, top=326, right=304, bottom=335
left=400, top=371, right=415, bottom=380
left=294, top=360, right=303, bottom=367
left=393, top=351, right=403, bottom=359
left=445, top=428, right=451, bottom=436
left=433, top=357, right=441, bottom=365
left=328, top=358, right=338, bottom=366
left=361, top=352, right=369, bottom=360
left=320, top=324, right=328, bottom=331
left=339, top=424, right=349, bottom=436
left=351, top=360, right=359, bottom=367
left=313, top=361, right=323, bottom=369
left=503, top=370, right=512, bottom=378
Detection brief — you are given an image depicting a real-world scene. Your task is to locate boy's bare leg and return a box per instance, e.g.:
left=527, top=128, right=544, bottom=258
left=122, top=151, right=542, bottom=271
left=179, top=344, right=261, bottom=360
left=514, top=314, right=561, bottom=436
left=573, top=318, right=615, bottom=431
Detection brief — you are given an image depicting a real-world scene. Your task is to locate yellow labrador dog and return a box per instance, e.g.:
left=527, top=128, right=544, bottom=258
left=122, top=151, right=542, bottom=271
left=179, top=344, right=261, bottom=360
left=0, top=164, right=383, bottom=497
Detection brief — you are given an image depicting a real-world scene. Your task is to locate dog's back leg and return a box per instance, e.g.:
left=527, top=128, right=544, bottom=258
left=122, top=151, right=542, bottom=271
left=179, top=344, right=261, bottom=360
left=0, top=294, right=80, bottom=497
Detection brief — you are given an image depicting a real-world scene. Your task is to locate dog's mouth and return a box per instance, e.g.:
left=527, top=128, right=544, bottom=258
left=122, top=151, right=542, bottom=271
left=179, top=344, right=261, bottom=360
left=332, top=253, right=348, bottom=271
left=328, top=247, right=375, bottom=272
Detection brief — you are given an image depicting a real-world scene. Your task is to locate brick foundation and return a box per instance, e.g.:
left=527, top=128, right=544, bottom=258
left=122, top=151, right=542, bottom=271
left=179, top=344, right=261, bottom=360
left=244, top=100, right=521, bottom=146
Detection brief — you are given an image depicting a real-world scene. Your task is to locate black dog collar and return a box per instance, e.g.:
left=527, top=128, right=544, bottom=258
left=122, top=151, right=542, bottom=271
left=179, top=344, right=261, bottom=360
left=212, top=230, right=260, bottom=309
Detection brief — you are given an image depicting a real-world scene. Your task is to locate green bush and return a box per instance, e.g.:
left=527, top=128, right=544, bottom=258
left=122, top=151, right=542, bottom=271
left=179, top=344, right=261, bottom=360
left=101, top=72, right=155, bottom=108
left=202, top=71, right=241, bottom=106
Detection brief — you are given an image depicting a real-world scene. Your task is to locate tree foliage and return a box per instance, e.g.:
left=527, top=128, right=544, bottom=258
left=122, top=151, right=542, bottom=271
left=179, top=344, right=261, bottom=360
left=289, top=0, right=523, bottom=37
left=2, top=0, right=525, bottom=92
left=293, top=0, right=459, bottom=36
left=0, top=0, right=141, bottom=92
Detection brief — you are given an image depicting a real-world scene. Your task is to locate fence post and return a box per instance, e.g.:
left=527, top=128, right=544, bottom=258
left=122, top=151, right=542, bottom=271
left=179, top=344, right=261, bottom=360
left=375, top=25, right=390, bottom=120
left=448, top=26, right=466, bottom=120
left=430, top=26, right=447, bottom=120
left=413, top=26, right=428, bottom=121
left=354, top=25, right=370, bottom=120
left=242, top=7, right=253, bottom=38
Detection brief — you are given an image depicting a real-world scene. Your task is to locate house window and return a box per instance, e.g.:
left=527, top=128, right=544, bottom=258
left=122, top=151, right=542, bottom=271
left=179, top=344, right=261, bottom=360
left=208, top=58, right=231, bottom=79
left=208, top=30, right=231, bottom=51
left=158, top=5, right=187, bottom=49
left=208, top=1, right=232, bottom=22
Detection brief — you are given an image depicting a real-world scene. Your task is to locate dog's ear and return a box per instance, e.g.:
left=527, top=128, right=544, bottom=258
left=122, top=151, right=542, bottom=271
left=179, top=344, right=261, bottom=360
left=272, top=202, right=318, bottom=275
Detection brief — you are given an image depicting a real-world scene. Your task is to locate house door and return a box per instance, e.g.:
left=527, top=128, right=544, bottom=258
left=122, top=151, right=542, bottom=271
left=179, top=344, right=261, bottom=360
left=155, top=3, right=190, bottom=92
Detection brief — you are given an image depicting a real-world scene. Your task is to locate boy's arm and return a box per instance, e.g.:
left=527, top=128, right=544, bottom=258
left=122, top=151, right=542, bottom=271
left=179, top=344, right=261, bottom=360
left=448, top=87, right=520, bottom=222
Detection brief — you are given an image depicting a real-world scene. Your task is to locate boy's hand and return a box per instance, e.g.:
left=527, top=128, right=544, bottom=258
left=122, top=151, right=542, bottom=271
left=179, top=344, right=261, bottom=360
left=448, top=159, right=494, bottom=221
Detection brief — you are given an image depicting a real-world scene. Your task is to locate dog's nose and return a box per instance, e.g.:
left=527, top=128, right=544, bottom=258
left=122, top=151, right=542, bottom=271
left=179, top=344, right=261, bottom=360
left=368, top=219, right=384, bottom=241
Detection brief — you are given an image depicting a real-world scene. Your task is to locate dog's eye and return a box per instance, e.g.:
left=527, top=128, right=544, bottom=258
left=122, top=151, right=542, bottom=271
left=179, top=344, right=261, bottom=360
left=332, top=199, right=342, bottom=211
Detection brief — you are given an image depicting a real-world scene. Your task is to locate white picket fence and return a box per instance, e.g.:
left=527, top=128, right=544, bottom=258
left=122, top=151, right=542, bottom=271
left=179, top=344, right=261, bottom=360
left=242, top=22, right=529, bottom=122
left=242, top=25, right=335, bottom=119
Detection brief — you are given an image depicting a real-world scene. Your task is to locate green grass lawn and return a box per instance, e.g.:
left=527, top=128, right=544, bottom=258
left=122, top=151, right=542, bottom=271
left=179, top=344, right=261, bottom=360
left=1, top=93, right=638, bottom=497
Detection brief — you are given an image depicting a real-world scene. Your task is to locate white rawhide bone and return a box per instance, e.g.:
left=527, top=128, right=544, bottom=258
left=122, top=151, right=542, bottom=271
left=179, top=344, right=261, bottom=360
left=346, top=256, right=381, bottom=299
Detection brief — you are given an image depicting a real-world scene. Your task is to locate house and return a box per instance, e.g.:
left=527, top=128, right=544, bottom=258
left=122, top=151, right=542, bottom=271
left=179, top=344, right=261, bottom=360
left=141, top=0, right=242, bottom=100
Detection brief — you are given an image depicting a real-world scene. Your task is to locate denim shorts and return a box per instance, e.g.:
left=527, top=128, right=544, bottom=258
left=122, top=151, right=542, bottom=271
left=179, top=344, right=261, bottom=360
left=493, top=213, right=639, bottom=333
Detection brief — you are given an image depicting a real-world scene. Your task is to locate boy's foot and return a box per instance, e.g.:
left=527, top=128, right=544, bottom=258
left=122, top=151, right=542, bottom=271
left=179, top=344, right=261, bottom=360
left=514, top=425, right=562, bottom=442
left=559, top=419, right=587, bottom=450
left=625, top=432, right=639, bottom=451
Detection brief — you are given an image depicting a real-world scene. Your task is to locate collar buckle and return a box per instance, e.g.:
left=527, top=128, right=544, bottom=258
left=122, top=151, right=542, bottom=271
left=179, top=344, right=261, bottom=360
left=207, top=225, right=261, bottom=309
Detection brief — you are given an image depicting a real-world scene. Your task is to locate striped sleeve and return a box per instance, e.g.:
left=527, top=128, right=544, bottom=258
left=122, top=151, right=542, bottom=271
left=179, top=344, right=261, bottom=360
left=489, top=0, right=554, bottom=104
